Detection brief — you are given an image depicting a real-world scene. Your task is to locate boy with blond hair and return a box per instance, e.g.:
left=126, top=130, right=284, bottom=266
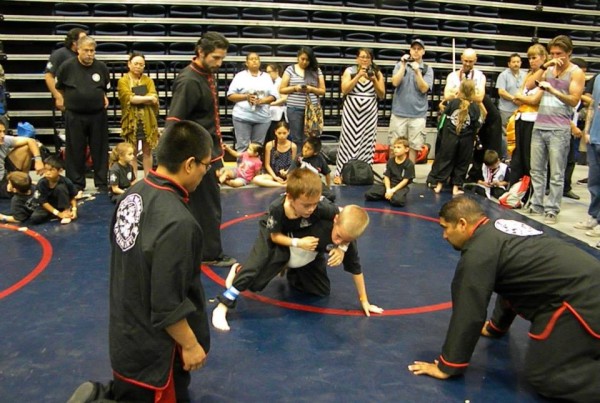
left=212, top=168, right=383, bottom=331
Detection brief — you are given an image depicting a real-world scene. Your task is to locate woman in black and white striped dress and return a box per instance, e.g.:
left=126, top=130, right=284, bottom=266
left=334, top=48, right=385, bottom=184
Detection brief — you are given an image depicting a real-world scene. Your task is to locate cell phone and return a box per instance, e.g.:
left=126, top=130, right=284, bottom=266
left=535, top=80, right=541, bottom=87
left=301, top=85, right=307, bottom=89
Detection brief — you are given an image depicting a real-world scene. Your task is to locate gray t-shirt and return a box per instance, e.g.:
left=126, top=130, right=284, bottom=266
left=391, top=61, right=434, bottom=118
left=0, top=135, right=16, bottom=180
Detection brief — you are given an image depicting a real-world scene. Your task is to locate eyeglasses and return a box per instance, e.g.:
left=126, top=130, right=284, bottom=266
left=197, top=160, right=212, bottom=171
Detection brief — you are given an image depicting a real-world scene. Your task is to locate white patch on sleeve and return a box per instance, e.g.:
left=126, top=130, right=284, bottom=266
left=494, top=219, right=543, bottom=237
left=114, top=193, right=143, bottom=251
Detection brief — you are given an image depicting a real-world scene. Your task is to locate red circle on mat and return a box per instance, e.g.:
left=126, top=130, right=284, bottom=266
left=0, top=225, right=53, bottom=299
left=202, top=209, right=452, bottom=316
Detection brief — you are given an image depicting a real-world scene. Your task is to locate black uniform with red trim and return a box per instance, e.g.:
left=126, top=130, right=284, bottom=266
left=439, top=218, right=600, bottom=401
left=165, top=62, right=225, bottom=261
left=109, top=171, right=210, bottom=397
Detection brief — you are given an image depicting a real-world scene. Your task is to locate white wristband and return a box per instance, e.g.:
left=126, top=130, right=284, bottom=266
left=52, top=209, right=59, bottom=216
left=337, top=244, right=349, bottom=252
left=291, top=238, right=299, bottom=247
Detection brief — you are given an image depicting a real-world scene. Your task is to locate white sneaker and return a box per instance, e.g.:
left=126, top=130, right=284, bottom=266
left=585, top=226, right=600, bottom=238
left=574, top=216, right=598, bottom=230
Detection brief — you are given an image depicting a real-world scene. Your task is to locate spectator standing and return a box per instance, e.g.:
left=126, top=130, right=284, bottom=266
left=55, top=36, right=110, bottom=194
left=333, top=48, right=385, bottom=184
left=279, top=47, right=326, bottom=151
left=227, top=53, right=277, bottom=153
left=496, top=53, right=527, bottom=160
left=525, top=35, right=585, bottom=225
left=44, top=27, right=87, bottom=109
left=265, top=63, right=287, bottom=144
left=509, top=44, right=548, bottom=185
left=574, top=65, right=600, bottom=242
left=165, top=32, right=236, bottom=267
left=388, top=39, right=433, bottom=164
left=442, top=48, right=486, bottom=105
left=117, top=52, right=159, bottom=177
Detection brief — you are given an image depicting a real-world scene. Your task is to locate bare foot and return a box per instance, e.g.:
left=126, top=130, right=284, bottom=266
left=452, top=186, right=464, bottom=196
left=212, top=303, right=230, bottom=331
left=333, top=176, right=342, bottom=185
left=226, top=263, right=241, bottom=288
left=434, top=183, right=442, bottom=193
left=60, top=217, right=72, bottom=225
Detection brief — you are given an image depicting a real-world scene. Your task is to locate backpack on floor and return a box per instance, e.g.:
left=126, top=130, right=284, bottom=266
left=341, top=160, right=374, bottom=186
left=498, top=175, right=531, bottom=209
left=373, top=143, right=389, bottom=164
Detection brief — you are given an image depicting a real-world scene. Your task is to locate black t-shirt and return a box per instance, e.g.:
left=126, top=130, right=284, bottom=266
left=384, top=157, right=415, bottom=187
left=56, top=57, right=110, bottom=113
left=108, top=162, right=134, bottom=193
left=290, top=154, right=331, bottom=176
left=45, top=46, right=77, bottom=75
left=10, top=192, right=37, bottom=222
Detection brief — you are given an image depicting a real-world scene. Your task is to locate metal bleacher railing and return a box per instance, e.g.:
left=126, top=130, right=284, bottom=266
left=0, top=0, right=599, bottom=146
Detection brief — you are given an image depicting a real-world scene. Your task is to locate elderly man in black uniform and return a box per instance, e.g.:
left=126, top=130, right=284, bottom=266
left=108, top=121, right=213, bottom=401
left=55, top=35, right=109, bottom=194
left=408, top=196, right=600, bottom=402
left=165, top=31, right=236, bottom=267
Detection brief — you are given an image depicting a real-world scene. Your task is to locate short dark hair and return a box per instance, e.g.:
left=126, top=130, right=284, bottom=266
left=305, top=136, right=322, bottom=153
left=65, top=27, right=86, bottom=48
left=44, top=154, right=65, bottom=170
left=439, top=195, right=486, bottom=226
left=157, top=121, right=212, bottom=173
left=195, top=31, right=230, bottom=57
left=548, top=35, right=573, bottom=54
left=571, top=57, right=587, bottom=70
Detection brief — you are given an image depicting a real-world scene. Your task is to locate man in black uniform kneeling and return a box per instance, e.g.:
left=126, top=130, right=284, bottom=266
left=408, top=196, right=600, bottom=402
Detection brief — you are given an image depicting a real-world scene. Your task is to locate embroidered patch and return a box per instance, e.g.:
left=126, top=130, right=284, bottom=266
left=265, top=215, right=276, bottom=230
left=494, top=219, right=543, bottom=237
left=114, top=193, right=143, bottom=252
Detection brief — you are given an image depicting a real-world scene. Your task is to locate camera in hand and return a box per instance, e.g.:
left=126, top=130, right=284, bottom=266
left=406, top=58, right=415, bottom=63
left=366, top=67, right=375, bottom=77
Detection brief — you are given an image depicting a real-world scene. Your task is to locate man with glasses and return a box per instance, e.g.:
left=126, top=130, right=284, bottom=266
left=165, top=31, right=236, bottom=267
left=55, top=35, right=109, bottom=195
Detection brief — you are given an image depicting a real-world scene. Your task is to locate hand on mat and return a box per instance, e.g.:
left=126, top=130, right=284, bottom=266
left=182, top=342, right=207, bottom=372
left=481, top=320, right=493, bottom=337
left=408, top=360, right=451, bottom=380
left=360, top=300, right=384, bottom=317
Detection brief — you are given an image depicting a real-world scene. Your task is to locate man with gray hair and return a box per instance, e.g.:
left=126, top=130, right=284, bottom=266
left=55, top=35, right=110, bottom=194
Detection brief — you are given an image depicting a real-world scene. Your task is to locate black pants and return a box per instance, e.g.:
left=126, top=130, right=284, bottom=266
left=29, top=182, right=72, bottom=224
left=428, top=133, right=474, bottom=187
left=365, top=183, right=409, bottom=207
left=525, top=312, right=600, bottom=402
left=509, top=119, right=534, bottom=185
left=64, top=109, right=108, bottom=191
left=188, top=163, right=223, bottom=261
left=113, top=353, right=191, bottom=403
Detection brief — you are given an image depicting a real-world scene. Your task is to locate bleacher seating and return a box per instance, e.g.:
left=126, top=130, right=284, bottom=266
left=0, top=0, right=598, bottom=146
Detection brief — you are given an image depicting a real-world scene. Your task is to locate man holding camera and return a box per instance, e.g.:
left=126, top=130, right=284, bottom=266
left=388, top=39, right=434, bottom=163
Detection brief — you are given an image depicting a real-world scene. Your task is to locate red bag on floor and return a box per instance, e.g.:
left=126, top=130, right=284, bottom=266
left=373, top=143, right=389, bottom=164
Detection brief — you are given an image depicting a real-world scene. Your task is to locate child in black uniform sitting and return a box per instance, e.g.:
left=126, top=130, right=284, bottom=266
left=108, top=142, right=136, bottom=203
left=289, top=136, right=335, bottom=202
left=30, top=155, right=78, bottom=225
left=0, top=171, right=37, bottom=223
left=364, top=137, right=415, bottom=207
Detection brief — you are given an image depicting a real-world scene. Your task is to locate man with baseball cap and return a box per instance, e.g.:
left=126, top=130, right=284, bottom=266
left=388, top=38, right=434, bottom=163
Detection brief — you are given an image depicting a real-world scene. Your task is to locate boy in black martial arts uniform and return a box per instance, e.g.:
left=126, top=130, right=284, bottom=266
left=212, top=168, right=383, bottom=331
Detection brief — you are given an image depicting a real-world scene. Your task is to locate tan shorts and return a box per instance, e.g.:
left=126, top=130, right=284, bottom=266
left=388, top=115, right=426, bottom=150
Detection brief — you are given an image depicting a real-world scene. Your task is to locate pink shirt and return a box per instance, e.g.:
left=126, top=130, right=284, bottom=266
left=236, top=152, right=263, bottom=182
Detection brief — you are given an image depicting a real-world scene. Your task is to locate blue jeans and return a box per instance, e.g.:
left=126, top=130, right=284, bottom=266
left=286, top=106, right=305, bottom=151
left=587, top=143, right=600, bottom=223
left=530, top=128, right=570, bottom=215
left=232, top=117, right=271, bottom=152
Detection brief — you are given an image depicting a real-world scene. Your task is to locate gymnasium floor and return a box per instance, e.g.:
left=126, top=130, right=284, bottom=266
left=0, top=164, right=597, bottom=402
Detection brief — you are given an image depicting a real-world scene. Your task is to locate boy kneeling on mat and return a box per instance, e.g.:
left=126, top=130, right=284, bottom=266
left=212, top=168, right=383, bottom=331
